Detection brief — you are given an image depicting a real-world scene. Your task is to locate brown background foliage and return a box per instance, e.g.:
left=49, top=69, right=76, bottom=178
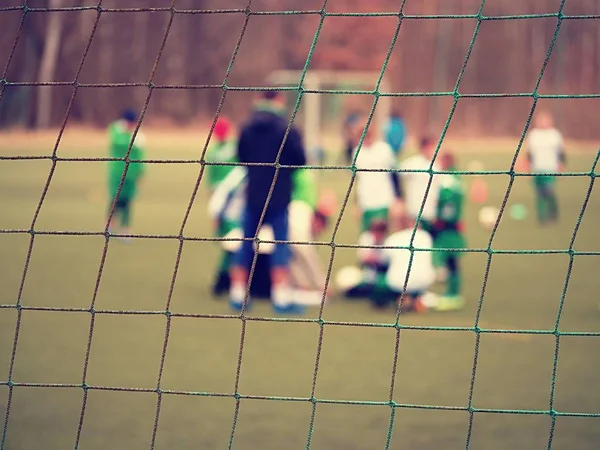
left=0, top=0, right=599, bottom=139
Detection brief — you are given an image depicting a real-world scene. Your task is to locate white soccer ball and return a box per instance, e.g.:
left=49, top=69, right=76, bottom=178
left=335, top=266, right=363, bottom=291
left=478, top=206, right=500, bottom=230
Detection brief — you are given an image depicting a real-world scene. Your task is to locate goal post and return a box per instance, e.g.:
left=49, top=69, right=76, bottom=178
left=266, top=70, right=392, bottom=163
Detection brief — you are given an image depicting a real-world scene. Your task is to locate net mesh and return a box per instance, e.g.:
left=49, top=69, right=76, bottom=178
left=1, top=1, right=599, bottom=449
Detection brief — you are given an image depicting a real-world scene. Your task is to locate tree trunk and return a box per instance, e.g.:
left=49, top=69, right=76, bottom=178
left=35, top=0, right=66, bottom=129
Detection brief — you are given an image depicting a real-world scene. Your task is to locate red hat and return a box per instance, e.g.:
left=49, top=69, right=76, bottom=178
left=213, top=117, right=231, bottom=140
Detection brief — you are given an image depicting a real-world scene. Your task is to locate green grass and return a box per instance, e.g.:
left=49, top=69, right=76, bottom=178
left=0, top=134, right=599, bottom=450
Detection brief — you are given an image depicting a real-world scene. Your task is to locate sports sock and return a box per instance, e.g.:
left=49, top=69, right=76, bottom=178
left=548, top=192, right=559, bottom=220
left=272, top=284, right=293, bottom=307
left=121, top=201, right=132, bottom=227
left=447, top=257, right=460, bottom=297
left=230, top=283, right=246, bottom=305
left=535, top=192, right=547, bottom=224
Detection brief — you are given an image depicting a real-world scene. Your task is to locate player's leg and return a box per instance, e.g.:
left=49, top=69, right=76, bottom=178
left=269, top=209, right=304, bottom=314
left=545, top=176, right=559, bottom=221
left=108, top=195, right=125, bottom=234
left=229, top=208, right=260, bottom=311
left=118, top=196, right=133, bottom=242
left=435, top=253, right=465, bottom=311
left=212, top=219, right=236, bottom=296
left=533, top=175, right=550, bottom=224
left=369, top=273, right=398, bottom=310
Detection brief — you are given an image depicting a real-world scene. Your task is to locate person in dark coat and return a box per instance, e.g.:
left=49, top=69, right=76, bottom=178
left=228, top=91, right=307, bottom=314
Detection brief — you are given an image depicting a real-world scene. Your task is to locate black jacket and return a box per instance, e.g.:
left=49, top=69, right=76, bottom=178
left=237, top=108, right=306, bottom=216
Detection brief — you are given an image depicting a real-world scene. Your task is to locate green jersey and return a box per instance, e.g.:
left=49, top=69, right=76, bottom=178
left=292, top=169, right=318, bottom=210
left=205, top=139, right=237, bottom=190
left=107, top=120, right=146, bottom=200
left=437, top=173, right=464, bottom=225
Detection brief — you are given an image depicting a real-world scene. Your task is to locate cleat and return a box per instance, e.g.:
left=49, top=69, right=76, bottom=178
left=272, top=303, right=305, bottom=315
left=229, top=298, right=251, bottom=313
left=434, top=295, right=465, bottom=312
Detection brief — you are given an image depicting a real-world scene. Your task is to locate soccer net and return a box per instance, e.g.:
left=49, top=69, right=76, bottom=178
left=0, top=2, right=599, bottom=450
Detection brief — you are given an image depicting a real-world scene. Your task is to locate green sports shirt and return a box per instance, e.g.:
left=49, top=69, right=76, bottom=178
left=437, top=173, right=464, bottom=225
left=107, top=120, right=146, bottom=200
left=292, top=169, right=318, bottom=210
left=205, top=139, right=238, bottom=190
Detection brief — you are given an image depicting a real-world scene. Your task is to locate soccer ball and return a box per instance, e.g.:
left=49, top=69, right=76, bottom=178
left=335, top=266, right=363, bottom=291
left=478, top=206, right=499, bottom=230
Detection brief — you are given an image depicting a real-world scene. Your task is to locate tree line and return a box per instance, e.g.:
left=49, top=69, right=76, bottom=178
left=0, top=0, right=598, bottom=139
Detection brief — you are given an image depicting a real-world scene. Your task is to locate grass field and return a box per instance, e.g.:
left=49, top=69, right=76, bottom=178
left=0, top=129, right=599, bottom=450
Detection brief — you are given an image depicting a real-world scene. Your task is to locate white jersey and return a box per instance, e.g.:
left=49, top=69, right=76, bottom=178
left=354, top=141, right=397, bottom=211
left=207, top=166, right=247, bottom=223
left=527, top=128, right=564, bottom=172
left=383, top=229, right=436, bottom=293
left=401, top=154, right=440, bottom=222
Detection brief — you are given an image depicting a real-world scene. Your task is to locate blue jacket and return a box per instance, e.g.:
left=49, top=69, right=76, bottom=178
left=385, top=117, right=406, bottom=154
left=237, top=107, right=306, bottom=216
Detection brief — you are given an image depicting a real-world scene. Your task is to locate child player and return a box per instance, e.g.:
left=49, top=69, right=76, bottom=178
left=384, top=109, right=407, bottom=158
left=205, top=117, right=237, bottom=193
left=205, top=117, right=238, bottom=294
left=433, top=151, right=466, bottom=311
left=351, top=117, right=403, bottom=233
left=343, top=218, right=390, bottom=300
left=525, top=110, right=565, bottom=225
left=381, top=201, right=436, bottom=312
left=107, top=109, right=146, bottom=239
left=400, top=136, right=441, bottom=233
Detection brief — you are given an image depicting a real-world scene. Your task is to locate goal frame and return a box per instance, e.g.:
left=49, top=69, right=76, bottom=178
left=267, top=70, right=392, bottom=160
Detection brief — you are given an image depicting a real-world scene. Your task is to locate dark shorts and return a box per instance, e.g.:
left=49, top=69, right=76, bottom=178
left=233, top=207, right=291, bottom=270
left=115, top=196, right=130, bottom=210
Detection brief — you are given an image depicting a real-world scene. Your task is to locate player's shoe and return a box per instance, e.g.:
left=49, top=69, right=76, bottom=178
left=228, top=298, right=251, bottom=313
left=212, top=272, right=231, bottom=297
left=434, top=295, right=465, bottom=311
left=272, top=303, right=306, bottom=315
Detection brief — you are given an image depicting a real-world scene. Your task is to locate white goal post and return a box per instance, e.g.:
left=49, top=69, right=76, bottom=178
left=266, top=70, right=392, bottom=162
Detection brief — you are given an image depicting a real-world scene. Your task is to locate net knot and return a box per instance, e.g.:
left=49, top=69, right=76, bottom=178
left=82, top=382, right=89, bottom=391
left=5, top=380, right=14, bottom=387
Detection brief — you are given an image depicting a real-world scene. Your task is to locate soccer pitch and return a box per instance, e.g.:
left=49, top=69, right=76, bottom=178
left=0, top=130, right=599, bottom=450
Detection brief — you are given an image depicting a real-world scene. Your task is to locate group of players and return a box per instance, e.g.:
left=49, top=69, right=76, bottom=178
left=202, top=92, right=468, bottom=314
left=104, top=93, right=566, bottom=315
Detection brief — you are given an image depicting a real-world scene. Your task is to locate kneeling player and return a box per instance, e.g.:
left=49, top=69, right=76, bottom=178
left=341, top=219, right=390, bottom=300
left=433, top=151, right=466, bottom=311
left=378, top=205, right=437, bottom=311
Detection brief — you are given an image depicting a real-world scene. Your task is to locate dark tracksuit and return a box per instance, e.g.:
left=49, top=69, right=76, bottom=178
left=233, top=105, right=307, bottom=270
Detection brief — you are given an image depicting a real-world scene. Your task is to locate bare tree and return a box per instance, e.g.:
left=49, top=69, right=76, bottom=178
left=36, top=0, right=66, bottom=129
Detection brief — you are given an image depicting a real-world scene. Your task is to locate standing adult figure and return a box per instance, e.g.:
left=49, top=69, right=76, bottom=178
left=229, top=91, right=307, bottom=314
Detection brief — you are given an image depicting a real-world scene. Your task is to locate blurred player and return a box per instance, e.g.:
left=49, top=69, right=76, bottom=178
left=205, top=116, right=238, bottom=294
left=381, top=202, right=436, bottom=312
left=229, top=91, right=307, bottom=314
left=433, top=151, right=466, bottom=311
left=400, top=136, right=441, bottom=234
left=107, top=109, right=146, bottom=240
left=209, top=167, right=335, bottom=303
left=343, top=111, right=361, bottom=164
left=205, top=116, right=237, bottom=193
left=384, top=109, right=407, bottom=157
left=340, top=219, right=389, bottom=301
left=525, top=110, right=565, bottom=225
left=352, top=118, right=403, bottom=233
left=289, top=182, right=338, bottom=302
